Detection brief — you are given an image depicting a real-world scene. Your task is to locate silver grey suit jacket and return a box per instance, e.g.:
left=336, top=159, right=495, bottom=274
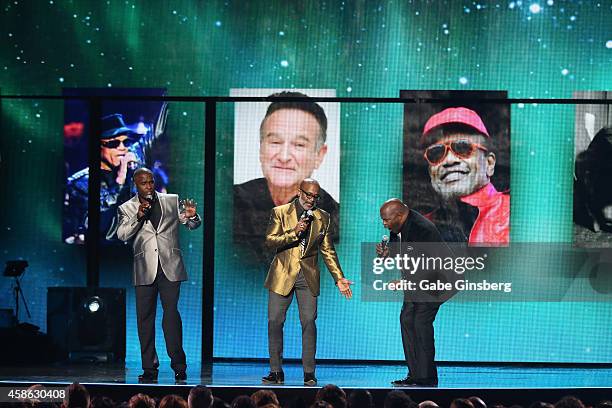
left=117, top=193, right=201, bottom=286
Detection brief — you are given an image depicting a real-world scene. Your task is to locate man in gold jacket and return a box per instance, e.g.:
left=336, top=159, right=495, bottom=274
left=262, top=178, right=352, bottom=386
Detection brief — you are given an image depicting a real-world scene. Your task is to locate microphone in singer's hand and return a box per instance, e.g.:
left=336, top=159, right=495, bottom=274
left=141, top=194, right=154, bottom=220
left=381, top=235, right=389, bottom=249
left=298, top=210, right=314, bottom=237
left=300, top=209, right=314, bottom=222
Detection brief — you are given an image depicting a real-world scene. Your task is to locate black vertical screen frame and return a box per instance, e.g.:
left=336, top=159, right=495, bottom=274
left=86, top=98, right=102, bottom=288
left=201, top=101, right=216, bottom=362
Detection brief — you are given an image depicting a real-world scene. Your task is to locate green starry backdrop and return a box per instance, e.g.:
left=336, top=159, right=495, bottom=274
left=1, top=0, right=611, bottom=364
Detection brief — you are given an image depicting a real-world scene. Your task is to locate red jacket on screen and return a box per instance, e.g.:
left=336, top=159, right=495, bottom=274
left=460, top=182, right=510, bottom=245
left=426, top=182, right=510, bottom=246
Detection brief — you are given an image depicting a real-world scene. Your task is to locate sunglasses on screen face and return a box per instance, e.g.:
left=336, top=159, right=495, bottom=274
left=100, top=138, right=138, bottom=149
left=424, top=140, right=488, bottom=165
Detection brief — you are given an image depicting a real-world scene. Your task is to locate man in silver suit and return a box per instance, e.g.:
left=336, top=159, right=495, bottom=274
left=117, top=167, right=201, bottom=383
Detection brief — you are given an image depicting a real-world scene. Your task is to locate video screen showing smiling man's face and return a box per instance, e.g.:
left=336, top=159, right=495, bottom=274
left=401, top=90, right=510, bottom=247
left=232, top=89, right=341, bottom=265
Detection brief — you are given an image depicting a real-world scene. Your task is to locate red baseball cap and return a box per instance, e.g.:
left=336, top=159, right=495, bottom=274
left=422, top=107, right=490, bottom=139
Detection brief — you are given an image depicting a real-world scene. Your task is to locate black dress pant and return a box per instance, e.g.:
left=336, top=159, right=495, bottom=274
left=400, top=301, right=441, bottom=381
left=135, top=264, right=186, bottom=374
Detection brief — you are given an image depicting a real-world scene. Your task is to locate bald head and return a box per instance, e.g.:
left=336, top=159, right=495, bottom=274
left=380, top=198, right=410, bottom=233
left=298, top=178, right=321, bottom=210
left=300, top=178, right=320, bottom=190
left=133, top=167, right=153, bottom=180
left=468, top=397, right=487, bottom=408
left=380, top=198, right=408, bottom=215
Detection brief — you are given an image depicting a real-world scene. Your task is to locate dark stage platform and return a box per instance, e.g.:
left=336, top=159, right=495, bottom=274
left=1, top=361, right=612, bottom=406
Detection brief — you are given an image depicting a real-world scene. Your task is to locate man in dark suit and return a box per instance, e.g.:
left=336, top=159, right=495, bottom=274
left=377, top=199, right=448, bottom=387
left=117, top=167, right=201, bottom=383
left=262, top=178, right=352, bottom=386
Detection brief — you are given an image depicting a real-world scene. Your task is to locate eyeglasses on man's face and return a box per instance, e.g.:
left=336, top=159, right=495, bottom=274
left=300, top=189, right=321, bottom=201
left=424, top=139, right=488, bottom=165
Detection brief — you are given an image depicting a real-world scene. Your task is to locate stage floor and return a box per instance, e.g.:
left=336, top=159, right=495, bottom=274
left=1, top=360, right=612, bottom=389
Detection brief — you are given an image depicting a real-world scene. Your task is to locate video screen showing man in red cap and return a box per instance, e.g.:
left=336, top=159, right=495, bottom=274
left=401, top=90, right=510, bottom=246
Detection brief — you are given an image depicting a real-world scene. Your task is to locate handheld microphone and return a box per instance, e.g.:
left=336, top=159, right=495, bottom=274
left=141, top=194, right=154, bottom=221
left=300, top=209, right=314, bottom=222
left=298, top=210, right=314, bottom=238
left=381, top=234, right=389, bottom=249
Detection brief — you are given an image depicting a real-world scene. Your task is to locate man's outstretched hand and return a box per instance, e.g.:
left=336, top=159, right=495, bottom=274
left=180, top=198, right=197, bottom=218
left=337, top=278, right=354, bottom=299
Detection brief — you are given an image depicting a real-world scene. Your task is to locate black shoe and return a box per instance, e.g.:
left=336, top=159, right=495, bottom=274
left=175, top=371, right=187, bottom=383
left=304, top=372, right=317, bottom=386
left=262, top=371, right=284, bottom=384
left=138, top=371, right=158, bottom=383
left=391, top=376, right=415, bottom=386
left=412, top=378, right=438, bottom=387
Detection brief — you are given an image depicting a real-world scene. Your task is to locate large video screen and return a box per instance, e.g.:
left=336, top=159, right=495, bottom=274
left=231, top=89, right=341, bottom=265
left=402, top=90, right=510, bottom=246
left=62, top=88, right=169, bottom=245
left=1, top=0, right=611, bottom=366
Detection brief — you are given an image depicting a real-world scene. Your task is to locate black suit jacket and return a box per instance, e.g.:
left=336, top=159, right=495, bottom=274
left=391, top=209, right=444, bottom=244
left=390, top=209, right=455, bottom=302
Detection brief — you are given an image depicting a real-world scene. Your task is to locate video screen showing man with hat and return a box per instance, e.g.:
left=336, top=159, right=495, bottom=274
left=401, top=90, right=510, bottom=246
left=64, top=113, right=145, bottom=244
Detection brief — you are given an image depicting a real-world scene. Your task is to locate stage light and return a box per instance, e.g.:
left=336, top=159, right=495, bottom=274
left=4, top=260, right=28, bottom=277
left=4, top=260, right=31, bottom=323
left=135, top=121, right=148, bottom=134
left=47, top=288, right=125, bottom=362
left=85, top=296, right=102, bottom=313
left=529, top=3, right=542, bottom=14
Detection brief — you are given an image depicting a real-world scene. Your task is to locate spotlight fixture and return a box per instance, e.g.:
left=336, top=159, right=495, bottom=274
left=47, top=288, right=125, bottom=362
left=85, top=296, right=102, bottom=313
